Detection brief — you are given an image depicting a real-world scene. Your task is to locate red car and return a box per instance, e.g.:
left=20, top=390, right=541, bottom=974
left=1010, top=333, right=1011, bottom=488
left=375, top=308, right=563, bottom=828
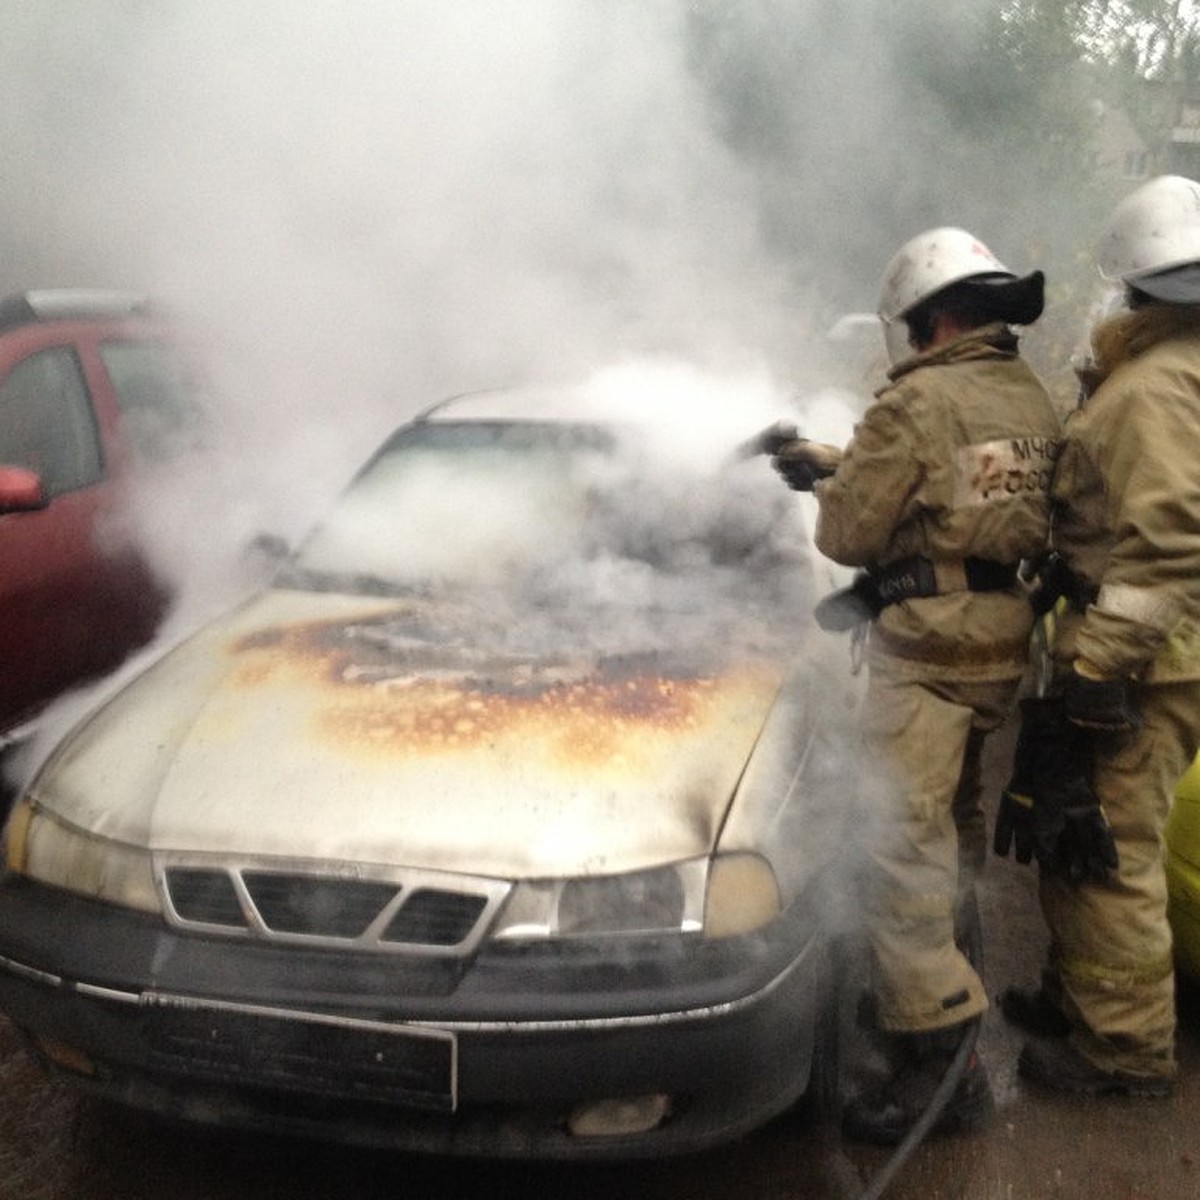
left=0, top=289, right=204, bottom=758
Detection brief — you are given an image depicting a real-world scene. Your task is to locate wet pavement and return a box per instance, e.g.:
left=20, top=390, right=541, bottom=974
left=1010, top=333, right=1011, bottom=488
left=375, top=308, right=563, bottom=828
left=0, top=725, right=1198, bottom=1199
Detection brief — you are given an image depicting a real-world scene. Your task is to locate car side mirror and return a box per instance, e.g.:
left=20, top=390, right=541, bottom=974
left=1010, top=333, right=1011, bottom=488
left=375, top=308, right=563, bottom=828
left=0, top=465, right=47, bottom=513
left=242, top=532, right=291, bottom=582
left=245, top=532, right=290, bottom=563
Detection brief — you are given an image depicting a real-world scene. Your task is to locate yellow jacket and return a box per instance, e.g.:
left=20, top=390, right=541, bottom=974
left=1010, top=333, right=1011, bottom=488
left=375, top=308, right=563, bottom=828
left=1052, top=304, right=1200, bottom=684
left=815, top=324, right=1061, bottom=681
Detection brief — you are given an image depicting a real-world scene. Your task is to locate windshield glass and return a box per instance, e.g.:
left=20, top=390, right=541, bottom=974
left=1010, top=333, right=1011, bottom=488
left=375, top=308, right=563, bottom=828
left=291, top=420, right=811, bottom=616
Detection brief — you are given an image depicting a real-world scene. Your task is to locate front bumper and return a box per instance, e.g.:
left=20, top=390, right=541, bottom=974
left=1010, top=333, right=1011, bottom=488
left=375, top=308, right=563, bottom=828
left=0, top=874, right=826, bottom=1158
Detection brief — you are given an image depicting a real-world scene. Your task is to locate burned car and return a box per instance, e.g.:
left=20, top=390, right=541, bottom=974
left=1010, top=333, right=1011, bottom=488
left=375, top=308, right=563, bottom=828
left=0, top=383, right=857, bottom=1158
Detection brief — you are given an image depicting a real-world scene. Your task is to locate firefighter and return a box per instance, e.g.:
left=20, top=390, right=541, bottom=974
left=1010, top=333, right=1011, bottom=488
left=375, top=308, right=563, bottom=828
left=997, top=175, right=1200, bottom=1098
left=773, top=228, right=1061, bottom=1143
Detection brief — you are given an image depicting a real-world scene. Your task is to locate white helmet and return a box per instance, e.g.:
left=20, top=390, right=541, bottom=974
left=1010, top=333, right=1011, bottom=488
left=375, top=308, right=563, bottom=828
left=1098, top=174, right=1200, bottom=301
left=877, top=227, right=1043, bottom=363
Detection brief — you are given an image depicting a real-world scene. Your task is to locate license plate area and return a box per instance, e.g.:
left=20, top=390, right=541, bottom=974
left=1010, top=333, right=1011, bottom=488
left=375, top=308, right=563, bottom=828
left=143, top=994, right=456, bottom=1111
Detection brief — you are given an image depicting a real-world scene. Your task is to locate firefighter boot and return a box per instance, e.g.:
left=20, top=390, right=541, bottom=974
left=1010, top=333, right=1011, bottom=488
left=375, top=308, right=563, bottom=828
left=1018, top=1038, right=1174, bottom=1098
left=998, top=983, right=1070, bottom=1038
left=842, top=1022, right=994, bottom=1145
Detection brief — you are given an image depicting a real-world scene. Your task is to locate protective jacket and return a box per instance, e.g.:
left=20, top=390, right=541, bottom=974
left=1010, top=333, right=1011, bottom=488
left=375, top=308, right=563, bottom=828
left=814, top=323, right=1061, bottom=680
left=1051, top=305, right=1200, bottom=683
left=1036, top=302, right=1200, bottom=1080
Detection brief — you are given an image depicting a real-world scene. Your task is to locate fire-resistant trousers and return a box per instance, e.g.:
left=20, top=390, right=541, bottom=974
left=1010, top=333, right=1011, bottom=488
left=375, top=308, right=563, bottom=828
left=1038, top=679, right=1200, bottom=1078
left=859, top=658, right=1017, bottom=1034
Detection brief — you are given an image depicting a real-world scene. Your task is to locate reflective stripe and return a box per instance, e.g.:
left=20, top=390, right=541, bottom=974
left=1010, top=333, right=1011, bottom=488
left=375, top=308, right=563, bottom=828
left=887, top=891, right=956, bottom=921
left=1056, top=949, right=1174, bottom=989
left=873, top=632, right=1030, bottom=669
left=1095, top=583, right=1181, bottom=633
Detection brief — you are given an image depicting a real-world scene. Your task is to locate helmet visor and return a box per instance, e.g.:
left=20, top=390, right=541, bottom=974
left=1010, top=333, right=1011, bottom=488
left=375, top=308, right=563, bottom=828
left=953, top=270, right=1045, bottom=326
left=1129, top=262, right=1200, bottom=304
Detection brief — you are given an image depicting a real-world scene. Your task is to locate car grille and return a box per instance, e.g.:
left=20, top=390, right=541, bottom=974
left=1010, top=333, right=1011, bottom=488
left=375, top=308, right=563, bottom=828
left=159, top=862, right=508, bottom=957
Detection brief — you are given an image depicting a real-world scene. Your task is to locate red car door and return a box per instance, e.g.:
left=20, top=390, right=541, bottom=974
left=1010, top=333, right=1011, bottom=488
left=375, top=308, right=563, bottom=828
left=0, top=337, right=162, bottom=735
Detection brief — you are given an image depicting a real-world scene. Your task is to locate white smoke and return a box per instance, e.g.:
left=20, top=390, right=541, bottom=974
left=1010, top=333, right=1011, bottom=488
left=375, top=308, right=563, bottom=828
left=0, top=4, right=852, bottom=607
left=0, top=3, right=876, bottom=796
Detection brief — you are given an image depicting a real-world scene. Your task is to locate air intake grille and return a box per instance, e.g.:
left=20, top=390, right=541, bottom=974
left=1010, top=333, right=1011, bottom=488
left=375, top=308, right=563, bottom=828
left=382, top=889, right=488, bottom=945
left=167, top=867, right=243, bottom=927
left=161, top=864, right=507, bottom=957
left=243, top=872, right=399, bottom=937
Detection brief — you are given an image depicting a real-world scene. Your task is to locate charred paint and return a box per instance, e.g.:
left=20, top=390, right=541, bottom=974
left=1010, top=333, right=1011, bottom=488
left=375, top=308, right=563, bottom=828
left=226, top=607, right=779, bottom=765
left=323, top=674, right=723, bottom=762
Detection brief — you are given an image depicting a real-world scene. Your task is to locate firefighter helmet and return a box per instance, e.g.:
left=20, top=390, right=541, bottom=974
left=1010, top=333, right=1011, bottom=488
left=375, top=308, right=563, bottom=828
left=877, top=227, right=1043, bottom=363
left=1098, top=174, right=1200, bottom=302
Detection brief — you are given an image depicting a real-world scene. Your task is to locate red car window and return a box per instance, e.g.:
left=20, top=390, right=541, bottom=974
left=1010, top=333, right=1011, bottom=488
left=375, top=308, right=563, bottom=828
left=0, top=347, right=102, bottom=496
left=99, top=340, right=207, bottom=463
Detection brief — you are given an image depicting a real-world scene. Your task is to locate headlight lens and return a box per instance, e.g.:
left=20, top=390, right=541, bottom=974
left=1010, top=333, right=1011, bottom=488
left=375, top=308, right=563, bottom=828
left=557, top=866, right=690, bottom=936
left=704, top=852, right=782, bottom=938
left=5, top=798, right=159, bottom=913
left=491, top=853, right=779, bottom=941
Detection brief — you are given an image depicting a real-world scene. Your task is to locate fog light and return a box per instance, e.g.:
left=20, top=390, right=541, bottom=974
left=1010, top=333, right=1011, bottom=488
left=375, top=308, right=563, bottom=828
left=567, top=1093, right=672, bottom=1137
left=33, top=1035, right=95, bottom=1077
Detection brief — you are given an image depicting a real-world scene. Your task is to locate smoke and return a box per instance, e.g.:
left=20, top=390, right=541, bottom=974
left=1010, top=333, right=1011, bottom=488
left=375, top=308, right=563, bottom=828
left=0, top=5, right=826, bottom=603
left=1, top=2, right=1091, bottom=826
left=0, top=2, right=1092, bottom=500
left=1, top=4, right=803, bottom=401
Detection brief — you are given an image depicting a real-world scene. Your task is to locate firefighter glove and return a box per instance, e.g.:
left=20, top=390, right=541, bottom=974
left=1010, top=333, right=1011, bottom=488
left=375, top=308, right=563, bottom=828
left=993, top=696, right=1118, bottom=882
left=994, top=785, right=1037, bottom=865
left=1063, top=667, right=1142, bottom=733
left=770, top=438, right=842, bottom=492
left=1055, top=802, right=1119, bottom=885
left=994, top=696, right=1070, bottom=866
left=734, top=419, right=799, bottom=460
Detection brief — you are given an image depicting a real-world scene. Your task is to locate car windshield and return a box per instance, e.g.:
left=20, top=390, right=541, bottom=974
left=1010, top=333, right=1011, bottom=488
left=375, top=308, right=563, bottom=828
left=289, top=419, right=812, bottom=626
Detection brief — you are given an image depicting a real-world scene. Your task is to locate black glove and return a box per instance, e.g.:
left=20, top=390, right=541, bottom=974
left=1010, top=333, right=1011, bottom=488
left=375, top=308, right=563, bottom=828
left=994, top=785, right=1037, bottom=865
left=993, top=702, right=1076, bottom=868
left=774, top=458, right=824, bottom=492
left=813, top=572, right=883, bottom=631
left=993, top=696, right=1118, bottom=883
left=770, top=439, right=841, bottom=493
left=1063, top=668, right=1142, bottom=732
left=1056, top=803, right=1120, bottom=884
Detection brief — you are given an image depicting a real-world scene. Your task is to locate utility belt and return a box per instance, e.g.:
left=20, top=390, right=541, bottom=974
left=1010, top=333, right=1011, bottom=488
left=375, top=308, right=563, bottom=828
left=815, top=556, right=1019, bottom=633
left=874, top=555, right=1019, bottom=606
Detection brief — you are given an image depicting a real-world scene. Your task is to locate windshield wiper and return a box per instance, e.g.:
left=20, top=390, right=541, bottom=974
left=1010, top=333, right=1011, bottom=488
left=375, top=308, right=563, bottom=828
left=277, top=566, right=430, bottom=598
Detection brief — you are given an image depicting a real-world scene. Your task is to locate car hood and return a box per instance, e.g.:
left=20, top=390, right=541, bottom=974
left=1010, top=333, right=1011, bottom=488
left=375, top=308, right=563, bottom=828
left=36, top=588, right=789, bottom=878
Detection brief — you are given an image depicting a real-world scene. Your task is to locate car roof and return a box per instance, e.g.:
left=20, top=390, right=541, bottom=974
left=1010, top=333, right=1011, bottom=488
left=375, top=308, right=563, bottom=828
left=410, top=380, right=794, bottom=469
left=417, top=385, right=616, bottom=426
left=417, top=380, right=760, bottom=434
left=0, top=289, right=153, bottom=334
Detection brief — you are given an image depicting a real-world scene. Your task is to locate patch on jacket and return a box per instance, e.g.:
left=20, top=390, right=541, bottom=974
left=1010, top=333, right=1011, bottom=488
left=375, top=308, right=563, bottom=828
left=953, top=436, right=1060, bottom=507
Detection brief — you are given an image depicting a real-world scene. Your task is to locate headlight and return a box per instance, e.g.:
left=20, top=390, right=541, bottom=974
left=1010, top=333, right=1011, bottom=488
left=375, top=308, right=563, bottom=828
left=4, top=797, right=159, bottom=913
left=491, top=853, right=779, bottom=941
left=557, top=865, right=691, bottom=935
left=704, top=853, right=782, bottom=938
